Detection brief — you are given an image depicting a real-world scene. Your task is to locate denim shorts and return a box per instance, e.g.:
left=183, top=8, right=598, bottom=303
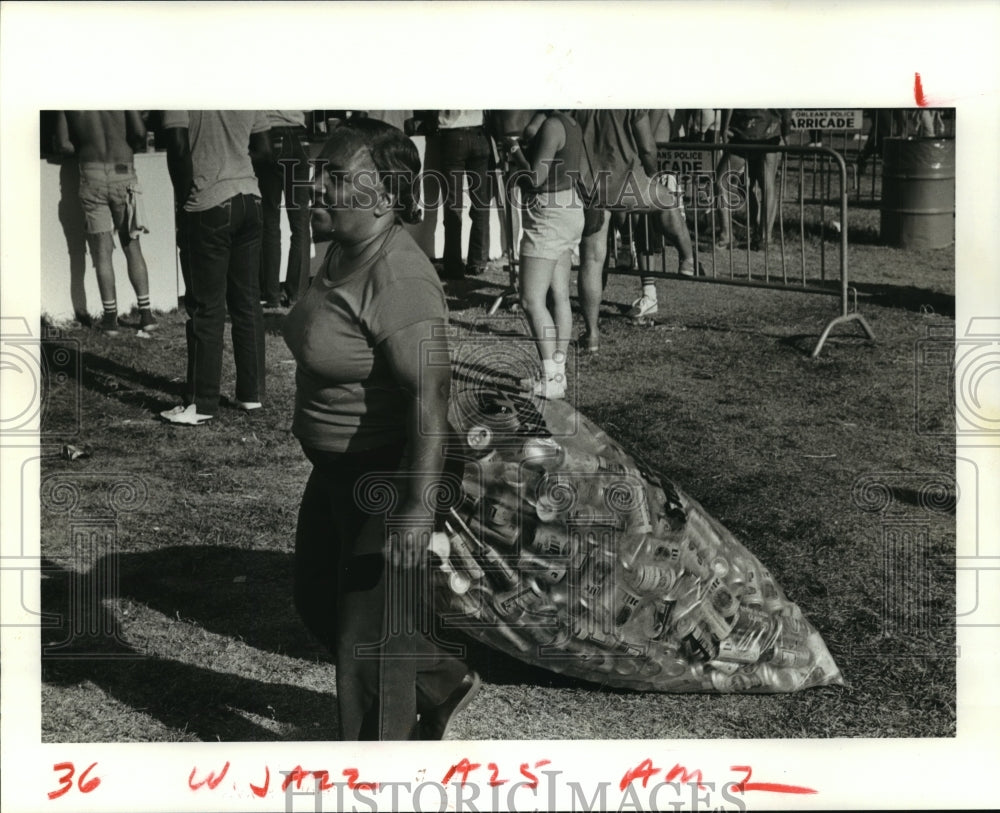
left=78, top=162, right=139, bottom=235
left=519, top=186, right=585, bottom=261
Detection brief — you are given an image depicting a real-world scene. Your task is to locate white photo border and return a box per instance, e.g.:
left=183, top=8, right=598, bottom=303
left=2, top=2, right=998, bottom=811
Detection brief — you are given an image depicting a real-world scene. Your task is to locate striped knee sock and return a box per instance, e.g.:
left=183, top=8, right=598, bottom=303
left=137, top=295, right=151, bottom=312
left=102, top=299, right=117, bottom=317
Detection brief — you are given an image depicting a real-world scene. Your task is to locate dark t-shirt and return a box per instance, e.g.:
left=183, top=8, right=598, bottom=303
left=282, top=224, right=448, bottom=453
left=572, top=109, right=650, bottom=208
left=728, top=109, right=787, bottom=142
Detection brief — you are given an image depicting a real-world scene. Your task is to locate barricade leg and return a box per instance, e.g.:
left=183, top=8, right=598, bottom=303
left=488, top=147, right=520, bottom=316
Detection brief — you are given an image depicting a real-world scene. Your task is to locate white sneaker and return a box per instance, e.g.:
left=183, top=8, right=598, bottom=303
left=233, top=400, right=263, bottom=412
left=532, top=374, right=566, bottom=400
left=160, top=404, right=213, bottom=425
left=627, top=295, right=658, bottom=319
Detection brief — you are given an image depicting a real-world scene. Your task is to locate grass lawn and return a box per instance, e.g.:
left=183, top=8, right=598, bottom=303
left=37, top=196, right=956, bottom=742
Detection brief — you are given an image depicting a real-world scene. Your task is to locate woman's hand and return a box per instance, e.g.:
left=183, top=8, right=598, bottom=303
left=387, top=506, right=435, bottom=569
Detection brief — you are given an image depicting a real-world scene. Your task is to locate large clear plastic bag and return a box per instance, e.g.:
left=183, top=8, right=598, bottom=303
left=432, top=390, right=844, bottom=693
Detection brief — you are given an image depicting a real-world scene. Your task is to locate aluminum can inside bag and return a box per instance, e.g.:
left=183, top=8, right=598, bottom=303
left=437, top=389, right=844, bottom=693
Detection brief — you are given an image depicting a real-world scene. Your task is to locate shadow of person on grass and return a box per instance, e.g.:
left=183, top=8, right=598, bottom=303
left=441, top=275, right=510, bottom=312
left=103, top=544, right=595, bottom=692
left=49, top=154, right=93, bottom=324
left=49, top=339, right=183, bottom=414
left=40, top=538, right=603, bottom=744
left=40, top=553, right=338, bottom=742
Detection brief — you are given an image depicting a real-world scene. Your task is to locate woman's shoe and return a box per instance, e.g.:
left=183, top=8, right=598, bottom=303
left=418, top=671, right=482, bottom=740
left=577, top=332, right=599, bottom=355
left=529, top=374, right=566, bottom=400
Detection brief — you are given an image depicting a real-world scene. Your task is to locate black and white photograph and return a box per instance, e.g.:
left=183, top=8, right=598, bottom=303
left=2, top=3, right=998, bottom=812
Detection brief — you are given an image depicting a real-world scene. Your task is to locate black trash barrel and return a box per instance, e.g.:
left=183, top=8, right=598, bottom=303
left=880, top=137, right=955, bottom=249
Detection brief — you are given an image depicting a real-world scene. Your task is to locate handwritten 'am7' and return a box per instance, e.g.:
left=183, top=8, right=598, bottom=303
left=620, top=759, right=817, bottom=795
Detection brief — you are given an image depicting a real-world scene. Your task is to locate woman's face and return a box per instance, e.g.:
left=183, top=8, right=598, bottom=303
left=310, top=137, right=387, bottom=244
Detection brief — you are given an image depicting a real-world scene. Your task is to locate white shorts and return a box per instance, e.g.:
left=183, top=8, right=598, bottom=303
left=519, top=186, right=585, bottom=261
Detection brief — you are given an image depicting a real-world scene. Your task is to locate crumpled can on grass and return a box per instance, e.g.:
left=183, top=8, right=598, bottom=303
left=432, top=389, right=844, bottom=693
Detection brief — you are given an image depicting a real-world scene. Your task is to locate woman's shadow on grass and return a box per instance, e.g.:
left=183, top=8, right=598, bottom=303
left=118, top=545, right=627, bottom=694
left=40, top=543, right=598, bottom=742
left=40, top=550, right=338, bottom=742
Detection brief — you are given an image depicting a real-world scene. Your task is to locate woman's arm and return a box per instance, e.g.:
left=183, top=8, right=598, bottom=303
left=508, top=115, right=566, bottom=189
left=380, top=317, right=451, bottom=568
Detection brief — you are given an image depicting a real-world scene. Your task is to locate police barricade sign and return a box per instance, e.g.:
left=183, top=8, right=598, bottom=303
left=789, top=109, right=863, bottom=130
left=656, top=146, right=715, bottom=208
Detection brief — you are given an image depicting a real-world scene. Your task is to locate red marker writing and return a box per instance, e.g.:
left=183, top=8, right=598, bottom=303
left=730, top=765, right=817, bottom=795
left=915, top=72, right=928, bottom=107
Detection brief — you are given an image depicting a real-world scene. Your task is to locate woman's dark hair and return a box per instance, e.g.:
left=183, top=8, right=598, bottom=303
left=334, top=117, right=423, bottom=224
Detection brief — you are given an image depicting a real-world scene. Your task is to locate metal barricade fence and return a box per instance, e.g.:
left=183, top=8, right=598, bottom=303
left=639, top=140, right=875, bottom=358
left=779, top=109, right=955, bottom=206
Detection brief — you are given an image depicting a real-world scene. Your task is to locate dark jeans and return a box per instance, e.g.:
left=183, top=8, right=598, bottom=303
left=254, top=127, right=312, bottom=304
left=295, top=442, right=469, bottom=740
left=439, top=126, right=492, bottom=273
left=177, top=193, right=265, bottom=415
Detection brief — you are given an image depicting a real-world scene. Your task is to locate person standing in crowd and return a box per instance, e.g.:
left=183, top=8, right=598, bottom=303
left=54, top=110, right=157, bottom=335
left=573, top=109, right=701, bottom=350
left=503, top=110, right=585, bottom=400
left=715, top=108, right=790, bottom=251
left=254, top=110, right=313, bottom=309
left=856, top=108, right=945, bottom=176
left=159, top=110, right=271, bottom=426
left=436, top=110, right=492, bottom=280
left=856, top=109, right=905, bottom=175
left=625, top=108, right=701, bottom=323
left=675, top=108, right=720, bottom=144
left=484, top=109, right=538, bottom=276
left=282, top=118, right=478, bottom=740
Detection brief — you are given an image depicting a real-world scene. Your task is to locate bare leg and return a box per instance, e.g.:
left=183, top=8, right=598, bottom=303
left=577, top=210, right=609, bottom=347
left=550, top=251, right=573, bottom=360
left=87, top=231, right=117, bottom=311
left=715, top=153, right=745, bottom=247
left=747, top=156, right=763, bottom=242
left=657, top=206, right=694, bottom=267
left=519, top=255, right=559, bottom=362
left=647, top=176, right=694, bottom=267
left=747, top=152, right=779, bottom=247
left=761, top=150, right=779, bottom=244
left=119, top=231, right=150, bottom=299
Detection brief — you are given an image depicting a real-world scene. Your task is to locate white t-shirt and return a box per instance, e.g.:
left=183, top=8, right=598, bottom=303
left=437, top=110, right=484, bottom=129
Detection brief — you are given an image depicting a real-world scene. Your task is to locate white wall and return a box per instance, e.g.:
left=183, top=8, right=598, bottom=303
left=41, top=137, right=506, bottom=322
